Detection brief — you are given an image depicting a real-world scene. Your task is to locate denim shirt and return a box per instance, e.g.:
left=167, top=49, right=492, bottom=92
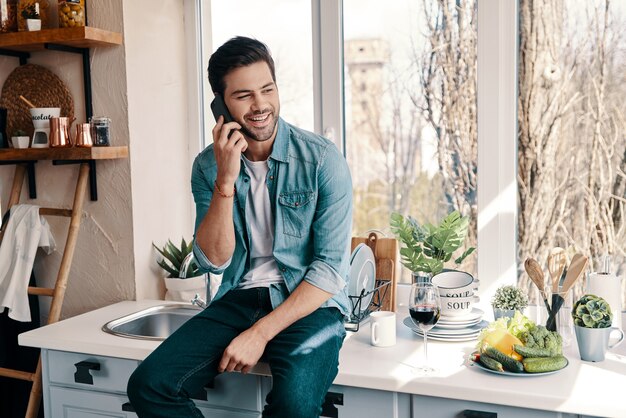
left=191, top=118, right=353, bottom=316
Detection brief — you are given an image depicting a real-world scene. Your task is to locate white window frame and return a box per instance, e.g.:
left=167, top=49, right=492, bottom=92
left=185, top=0, right=519, bottom=302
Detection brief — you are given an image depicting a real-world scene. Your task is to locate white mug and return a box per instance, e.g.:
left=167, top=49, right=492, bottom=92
left=370, top=311, right=396, bottom=347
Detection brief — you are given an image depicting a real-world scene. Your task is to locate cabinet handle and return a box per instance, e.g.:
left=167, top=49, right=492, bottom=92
left=462, top=409, right=497, bottom=418
left=321, top=391, right=344, bottom=418
left=121, top=402, right=135, bottom=412
left=74, top=361, right=101, bottom=385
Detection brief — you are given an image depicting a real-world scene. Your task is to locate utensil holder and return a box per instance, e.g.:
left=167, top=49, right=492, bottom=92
left=545, top=288, right=574, bottom=346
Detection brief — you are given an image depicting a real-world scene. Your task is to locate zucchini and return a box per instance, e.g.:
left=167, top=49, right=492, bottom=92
left=513, top=344, right=552, bottom=358
left=484, top=347, right=524, bottom=373
left=478, top=354, right=504, bottom=372
left=523, top=355, right=568, bottom=373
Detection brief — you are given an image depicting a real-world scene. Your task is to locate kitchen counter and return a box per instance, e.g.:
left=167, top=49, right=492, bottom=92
left=19, top=299, right=626, bottom=417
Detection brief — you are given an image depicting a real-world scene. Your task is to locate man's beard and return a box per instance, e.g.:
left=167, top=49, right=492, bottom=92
left=239, top=109, right=279, bottom=142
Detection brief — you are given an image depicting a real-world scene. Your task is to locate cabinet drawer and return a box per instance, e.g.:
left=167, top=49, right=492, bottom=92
left=325, top=384, right=410, bottom=418
left=50, top=386, right=137, bottom=418
left=411, top=394, right=576, bottom=418
left=195, top=372, right=267, bottom=412
left=46, top=350, right=139, bottom=394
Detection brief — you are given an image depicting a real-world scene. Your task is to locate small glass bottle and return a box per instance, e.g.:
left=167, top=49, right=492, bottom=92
left=0, top=0, right=18, bottom=33
left=58, top=0, right=84, bottom=28
left=90, top=116, right=111, bottom=147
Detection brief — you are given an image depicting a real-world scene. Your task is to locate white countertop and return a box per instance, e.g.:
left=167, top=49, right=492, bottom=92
left=19, top=300, right=626, bottom=417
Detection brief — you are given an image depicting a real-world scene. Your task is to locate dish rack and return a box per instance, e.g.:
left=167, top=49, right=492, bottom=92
left=345, top=279, right=391, bottom=332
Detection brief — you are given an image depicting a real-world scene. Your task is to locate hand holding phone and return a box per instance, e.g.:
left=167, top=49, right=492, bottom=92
left=211, top=95, right=234, bottom=124
left=210, top=95, right=247, bottom=187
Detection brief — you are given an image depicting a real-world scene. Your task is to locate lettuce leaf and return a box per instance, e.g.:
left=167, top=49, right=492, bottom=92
left=475, top=312, right=535, bottom=352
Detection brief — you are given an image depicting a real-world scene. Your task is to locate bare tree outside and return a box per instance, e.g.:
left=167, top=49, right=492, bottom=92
left=415, top=0, right=478, bottom=274
left=345, top=0, right=624, bottom=300
left=518, top=0, right=626, bottom=302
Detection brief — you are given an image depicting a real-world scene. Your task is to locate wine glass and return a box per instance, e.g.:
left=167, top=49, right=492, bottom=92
left=408, top=282, right=442, bottom=374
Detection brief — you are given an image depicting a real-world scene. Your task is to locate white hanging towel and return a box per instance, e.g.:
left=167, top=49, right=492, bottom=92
left=0, top=204, right=56, bottom=322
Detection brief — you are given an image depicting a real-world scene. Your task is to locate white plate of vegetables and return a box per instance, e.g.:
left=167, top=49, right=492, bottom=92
left=469, top=312, right=569, bottom=376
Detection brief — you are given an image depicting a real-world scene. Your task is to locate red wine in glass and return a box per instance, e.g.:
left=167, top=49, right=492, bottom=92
left=409, top=304, right=441, bottom=329
left=408, top=283, right=442, bottom=375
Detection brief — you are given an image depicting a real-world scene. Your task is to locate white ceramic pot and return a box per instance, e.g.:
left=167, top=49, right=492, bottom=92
left=26, top=19, right=41, bottom=31
left=493, top=307, right=517, bottom=320
left=164, top=274, right=208, bottom=303
left=574, top=325, right=624, bottom=362
left=12, top=135, right=30, bottom=148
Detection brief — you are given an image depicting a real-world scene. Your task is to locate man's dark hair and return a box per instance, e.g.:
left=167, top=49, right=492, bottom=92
left=208, top=36, right=276, bottom=97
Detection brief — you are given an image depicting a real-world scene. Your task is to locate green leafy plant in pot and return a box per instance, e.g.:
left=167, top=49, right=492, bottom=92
left=390, top=210, right=475, bottom=279
left=153, top=238, right=208, bottom=302
left=491, top=285, right=528, bottom=320
left=571, top=294, right=624, bottom=361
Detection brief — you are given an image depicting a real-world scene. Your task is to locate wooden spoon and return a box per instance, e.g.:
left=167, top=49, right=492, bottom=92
left=561, top=253, right=588, bottom=294
left=546, top=253, right=588, bottom=331
left=524, top=258, right=551, bottom=312
left=547, top=247, right=567, bottom=293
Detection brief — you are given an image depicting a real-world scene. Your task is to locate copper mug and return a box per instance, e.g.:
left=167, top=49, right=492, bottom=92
left=49, top=117, right=75, bottom=148
left=74, top=123, right=93, bottom=147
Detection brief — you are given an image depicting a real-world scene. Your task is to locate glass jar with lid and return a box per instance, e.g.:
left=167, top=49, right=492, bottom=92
left=90, top=116, right=111, bottom=146
left=0, top=0, right=18, bottom=33
left=58, top=0, right=84, bottom=28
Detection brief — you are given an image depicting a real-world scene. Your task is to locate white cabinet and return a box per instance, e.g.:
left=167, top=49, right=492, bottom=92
left=41, top=349, right=268, bottom=418
left=324, top=384, right=411, bottom=418
left=50, top=386, right=138, bottom=418
left=410, top=394, right=578, bottom=418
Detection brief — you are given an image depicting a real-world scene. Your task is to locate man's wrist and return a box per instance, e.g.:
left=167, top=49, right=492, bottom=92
left=250, top=319, right=274, bottom=343
left=214, top=180, right=235, bottom=198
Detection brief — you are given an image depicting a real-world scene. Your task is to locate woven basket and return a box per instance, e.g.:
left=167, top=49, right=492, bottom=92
left=0, top=63, right=74, bottom=139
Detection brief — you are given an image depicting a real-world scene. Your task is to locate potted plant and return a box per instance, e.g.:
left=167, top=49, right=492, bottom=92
left=390, top=210, right=475, bottom=281
left=21, top=3, right=41, bottom=31
left=153, top=238, right=207, bottom=302
left=491, top=285, right=528, bottom=320
left=571, top=294, right=624, bottom=361
left=11, top=129, right=30, bottom=148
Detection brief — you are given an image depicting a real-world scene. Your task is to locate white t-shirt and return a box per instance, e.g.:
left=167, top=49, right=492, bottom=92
left=237, top=156, right=284, bottom=289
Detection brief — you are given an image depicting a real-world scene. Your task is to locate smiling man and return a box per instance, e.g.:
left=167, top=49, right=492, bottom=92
left=127, top=37, right=353, bottom=418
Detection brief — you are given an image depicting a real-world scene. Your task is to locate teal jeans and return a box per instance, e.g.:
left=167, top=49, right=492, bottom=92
left=127, top=288, right=345, bottom=417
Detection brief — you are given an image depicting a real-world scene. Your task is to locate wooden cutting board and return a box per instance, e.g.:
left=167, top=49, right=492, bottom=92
left=351, top=232, right=399, bottom=312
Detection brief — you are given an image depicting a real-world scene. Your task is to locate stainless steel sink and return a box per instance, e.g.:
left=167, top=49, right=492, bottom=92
left=102, top=304, right=202, bottom=340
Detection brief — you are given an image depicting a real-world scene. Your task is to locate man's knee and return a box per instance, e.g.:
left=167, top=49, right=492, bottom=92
left=127, top=361, right=168, bottom=408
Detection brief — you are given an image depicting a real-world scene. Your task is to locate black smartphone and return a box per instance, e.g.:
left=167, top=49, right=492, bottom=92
left=210, top=95, right=234, bottom=124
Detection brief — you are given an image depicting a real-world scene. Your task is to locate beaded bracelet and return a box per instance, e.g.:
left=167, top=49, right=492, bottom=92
left=214, top=181, right=235, bottom=198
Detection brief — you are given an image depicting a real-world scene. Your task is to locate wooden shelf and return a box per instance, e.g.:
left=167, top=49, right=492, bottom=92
left=0, top=27, right=123, bottom=52
left=0, top=146, right=128, bottom=161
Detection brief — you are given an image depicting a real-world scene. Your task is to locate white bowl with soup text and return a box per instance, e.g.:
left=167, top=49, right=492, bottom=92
left=432, top=270, right=478, bottom=298
left=440, top=295, right=480, bottom=317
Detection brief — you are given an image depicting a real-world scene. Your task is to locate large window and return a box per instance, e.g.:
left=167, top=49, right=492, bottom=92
left=517, top=0, right=626, bottom=302
left=208, top=0, right=314, bottom=133
left=343, top=0, right=478, bottom=281
left=192, top=1, right=576, bottom=303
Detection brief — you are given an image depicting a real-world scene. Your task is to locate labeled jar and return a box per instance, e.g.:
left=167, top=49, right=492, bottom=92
left=0, top=0, right=18, bottom=33
left=90, top=116, right=111, bottom=146
left=58, top=0, right=84, bottom=28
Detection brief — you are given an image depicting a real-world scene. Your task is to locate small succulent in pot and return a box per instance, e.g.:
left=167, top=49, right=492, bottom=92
left=571, top=294, right=612, bottom=328
left=492, top=285, right=529, bottom=311
left=153, top=237, right=200, bottom=278
left=21, top=3, right=40, bottom=20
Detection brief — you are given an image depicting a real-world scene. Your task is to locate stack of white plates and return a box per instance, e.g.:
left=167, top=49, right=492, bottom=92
left=403, top=308, right=487, bottom=342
